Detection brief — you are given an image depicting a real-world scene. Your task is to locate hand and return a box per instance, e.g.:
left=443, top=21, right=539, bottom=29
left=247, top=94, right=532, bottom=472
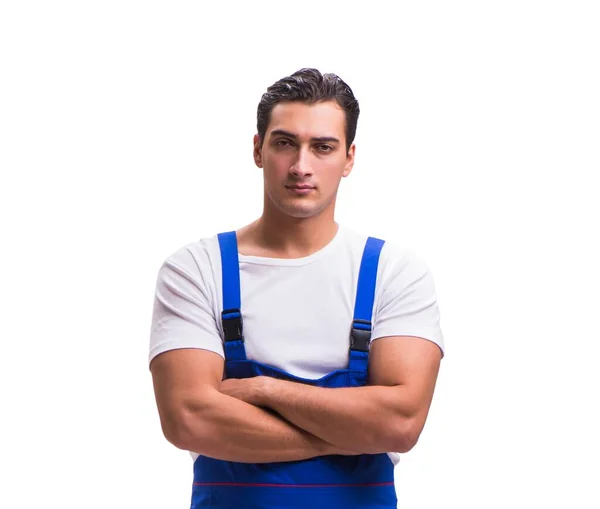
left=219, top=376, right=270, bottom=406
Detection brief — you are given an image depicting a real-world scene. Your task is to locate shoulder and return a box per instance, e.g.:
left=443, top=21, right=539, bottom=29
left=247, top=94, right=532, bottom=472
left=379, top=239, right=430, bottom=282
left=341, top=227, right=437, bottom=310
left=338, top=225, right=428, bottom=278
left=359, top=233, right=444, bottom=356
left=156, top=234, right=223, bottom=286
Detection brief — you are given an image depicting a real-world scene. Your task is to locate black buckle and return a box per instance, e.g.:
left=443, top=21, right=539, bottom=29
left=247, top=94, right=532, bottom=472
left=222, top=308, right=244, bottom=342
left=350, top=319, right=372, bottom=351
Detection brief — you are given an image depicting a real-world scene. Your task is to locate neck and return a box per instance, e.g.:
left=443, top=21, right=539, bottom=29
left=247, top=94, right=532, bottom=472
left=240, top=200, right=339, bottom=259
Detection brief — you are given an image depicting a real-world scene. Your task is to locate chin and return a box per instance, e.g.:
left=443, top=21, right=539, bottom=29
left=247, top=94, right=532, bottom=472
left=277, top=201, right=322, bottom=219
left=283, top=206, right=320, bottom=219
left=265, top=189, right=331, bottom=220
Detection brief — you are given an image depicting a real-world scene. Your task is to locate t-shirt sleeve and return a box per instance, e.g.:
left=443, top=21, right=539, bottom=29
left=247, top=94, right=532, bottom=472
left=148, top=245, right=225, bottom=366
left=371, top=244, right=445, bottom=357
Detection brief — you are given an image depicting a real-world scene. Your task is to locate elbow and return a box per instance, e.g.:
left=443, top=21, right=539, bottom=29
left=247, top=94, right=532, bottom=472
left=161, top=393, right=220, bottom=451
left=386, top=417, right=423, bottom=453
left=163, top=409, right=198, bottom=451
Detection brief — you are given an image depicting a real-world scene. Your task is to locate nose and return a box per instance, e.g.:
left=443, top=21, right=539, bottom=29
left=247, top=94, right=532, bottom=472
left=289, top=147, right=313, bottom=178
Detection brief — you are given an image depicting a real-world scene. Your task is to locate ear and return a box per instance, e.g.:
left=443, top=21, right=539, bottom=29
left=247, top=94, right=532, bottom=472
left=342, top=143, right=355, bottom=178
left=253, top=134, right=263, bottom=168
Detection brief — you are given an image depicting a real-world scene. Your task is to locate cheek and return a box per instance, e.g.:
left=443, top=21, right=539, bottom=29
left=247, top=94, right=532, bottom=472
left=263, top=153, right=290, bottom=174
left=319, top=160, right=347, bottom=182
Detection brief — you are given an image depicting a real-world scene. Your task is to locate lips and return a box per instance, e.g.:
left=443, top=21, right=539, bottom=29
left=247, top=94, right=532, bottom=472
left=285, top=184, right=315, bottom=195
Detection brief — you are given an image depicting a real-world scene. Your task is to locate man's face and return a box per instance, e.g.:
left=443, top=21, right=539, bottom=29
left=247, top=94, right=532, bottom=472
left=254, top=100, right=355, bottom=219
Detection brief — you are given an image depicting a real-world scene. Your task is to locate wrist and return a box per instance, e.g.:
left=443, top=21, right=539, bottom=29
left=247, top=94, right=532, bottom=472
left=253, top=376, right=274, bottom=407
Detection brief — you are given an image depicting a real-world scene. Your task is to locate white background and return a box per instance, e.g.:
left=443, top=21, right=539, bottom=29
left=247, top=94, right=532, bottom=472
left=1, top=1, right=599, bottom=508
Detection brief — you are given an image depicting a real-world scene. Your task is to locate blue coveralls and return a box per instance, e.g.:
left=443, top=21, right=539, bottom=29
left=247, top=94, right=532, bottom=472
left=190, top=232, right=398, bottom=508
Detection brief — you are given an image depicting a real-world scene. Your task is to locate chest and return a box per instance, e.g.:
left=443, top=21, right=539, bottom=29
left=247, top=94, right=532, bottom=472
left=234, top=263, right=359, bottom=378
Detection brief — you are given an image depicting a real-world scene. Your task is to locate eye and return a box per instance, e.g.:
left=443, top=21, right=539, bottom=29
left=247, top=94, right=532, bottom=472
left=316, top=144, right=334, bottom=153
left=275, top=139, right=293, bottom=148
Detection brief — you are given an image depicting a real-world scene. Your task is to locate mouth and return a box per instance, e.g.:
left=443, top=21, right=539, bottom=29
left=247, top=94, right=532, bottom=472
left=286, top=185, right=315, bottom=195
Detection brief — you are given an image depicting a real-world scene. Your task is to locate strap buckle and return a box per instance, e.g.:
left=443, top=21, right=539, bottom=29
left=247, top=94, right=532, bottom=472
left=221, top=308, right=244, bottom=342
left=350, top=319, right=372, bottom=351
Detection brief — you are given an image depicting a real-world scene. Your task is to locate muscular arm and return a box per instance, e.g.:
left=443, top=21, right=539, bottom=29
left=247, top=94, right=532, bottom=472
left=150, top=348, right=359, bottom=463
left=223, top=336, right=442, bottom=454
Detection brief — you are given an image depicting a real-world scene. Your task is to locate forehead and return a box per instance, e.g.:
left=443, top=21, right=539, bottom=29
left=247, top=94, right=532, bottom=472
left=267, top=101, right=346, bottom=140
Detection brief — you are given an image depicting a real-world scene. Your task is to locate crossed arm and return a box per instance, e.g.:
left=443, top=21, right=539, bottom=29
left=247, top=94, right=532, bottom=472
left=150, top=336, right=441, bottom=463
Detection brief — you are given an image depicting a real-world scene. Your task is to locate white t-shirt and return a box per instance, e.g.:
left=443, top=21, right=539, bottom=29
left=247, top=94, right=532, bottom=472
left=149, top=225, right=444, bottom=465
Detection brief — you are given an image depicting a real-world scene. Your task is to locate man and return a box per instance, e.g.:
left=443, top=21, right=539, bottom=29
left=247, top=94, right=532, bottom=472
left=149, top=68, right=444, bottom=508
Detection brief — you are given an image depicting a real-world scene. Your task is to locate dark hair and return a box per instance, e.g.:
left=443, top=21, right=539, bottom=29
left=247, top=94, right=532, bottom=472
left=257, top=68, right=360, bottom=152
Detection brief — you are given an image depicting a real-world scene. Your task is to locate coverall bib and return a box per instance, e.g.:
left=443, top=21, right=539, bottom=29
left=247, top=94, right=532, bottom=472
left=190, top=232, right=398, bottom=508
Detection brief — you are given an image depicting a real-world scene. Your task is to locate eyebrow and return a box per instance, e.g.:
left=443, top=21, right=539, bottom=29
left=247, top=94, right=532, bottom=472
left=270, top=129, right=340, bottom=144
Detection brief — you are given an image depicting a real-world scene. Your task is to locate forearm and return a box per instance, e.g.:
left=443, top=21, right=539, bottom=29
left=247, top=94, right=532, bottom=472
left=255, top=379, right=418, bottom=454
left=173, top=388, right=358, bottom=463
